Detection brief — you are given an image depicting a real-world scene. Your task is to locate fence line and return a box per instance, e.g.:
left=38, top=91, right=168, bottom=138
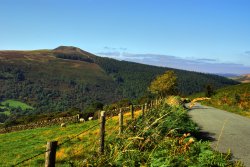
left=12, top=99, right=163, bottom=166
left=57, top=122, right=100, bottom=147
left=13, top=122, right=101, bottom=166
left=13, top=149, right=48, bottom=166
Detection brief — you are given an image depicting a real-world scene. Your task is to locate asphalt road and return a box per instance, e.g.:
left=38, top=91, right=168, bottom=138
left=188, top=103, right=250, bottom=166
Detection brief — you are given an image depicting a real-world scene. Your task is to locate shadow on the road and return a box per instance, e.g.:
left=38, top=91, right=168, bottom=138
left=192, top=131, right=216, bottom=142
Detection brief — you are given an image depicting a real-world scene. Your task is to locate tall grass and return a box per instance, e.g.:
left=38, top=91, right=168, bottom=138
left=0, top=104, right=244, bottom=166
left=189, top=83, right=250, bottom=117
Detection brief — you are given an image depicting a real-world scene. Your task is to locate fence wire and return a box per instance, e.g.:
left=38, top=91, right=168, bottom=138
left=57, top=122, right=100, bottom=147
left=13, top=149, right=48, bottom=166
left=13, top=122, right=101, bottom=166
left=12, top=102, right=157, bottom=166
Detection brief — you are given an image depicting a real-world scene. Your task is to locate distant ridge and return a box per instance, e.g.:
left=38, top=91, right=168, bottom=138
left=215, top=73, right=239, bottom=78
left=231, top=74, right=250, bottom=83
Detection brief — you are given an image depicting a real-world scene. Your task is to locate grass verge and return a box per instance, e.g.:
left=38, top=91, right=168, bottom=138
left=0, top=104, right=244, bottom=166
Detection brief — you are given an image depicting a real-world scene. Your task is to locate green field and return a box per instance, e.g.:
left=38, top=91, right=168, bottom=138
left=0, top=104, right=242, bottom=166
left=0, top=100, right=34, bottom=123
left=0, top=110, right=134, bottom=166
left=0, top=121, right=100, bottom=166
left=1, top=99, right=34, bottom=110
left=0, top=110, right=10, bottom=116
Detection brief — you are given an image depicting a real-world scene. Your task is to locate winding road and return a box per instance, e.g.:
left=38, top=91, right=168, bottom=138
left=188, top=103, right=250, bottom=166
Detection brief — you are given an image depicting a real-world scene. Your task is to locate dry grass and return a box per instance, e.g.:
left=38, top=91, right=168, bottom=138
left=189, top=97, right=211, bottom=108
left=54, top=109, right=143, bottom=163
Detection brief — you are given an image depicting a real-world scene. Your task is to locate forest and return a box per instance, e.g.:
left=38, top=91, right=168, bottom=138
left=0, top=47, right=239, bottom=125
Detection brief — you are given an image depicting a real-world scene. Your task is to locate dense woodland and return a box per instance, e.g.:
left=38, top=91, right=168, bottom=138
left=93, top=56, right=238, bottom=97
left=0, top=47, right=239, bottom=124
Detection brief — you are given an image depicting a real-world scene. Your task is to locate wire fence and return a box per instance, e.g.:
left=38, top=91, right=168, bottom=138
left=11, top=100, right=163, bottom=166
left=13, top=122, right=101, bottom=166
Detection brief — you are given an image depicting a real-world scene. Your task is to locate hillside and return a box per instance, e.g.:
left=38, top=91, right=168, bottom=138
left=191, top=83, right=250, bottom=117
left=231, top=74, right=250, bottom=83
left=0, top=102, right=241, bottom=166
left=0, top=46, right=238, bottom=123
left=93, top=56, right=238, bottom=97
left=0, top=48, right=120, bottom=124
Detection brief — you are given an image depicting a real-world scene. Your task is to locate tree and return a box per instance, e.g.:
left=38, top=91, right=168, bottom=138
left=205, top=84, right=214, bottom=97
left=148, top=70, right=177, bottom=97
left=16, top=70, right=25, bottom=81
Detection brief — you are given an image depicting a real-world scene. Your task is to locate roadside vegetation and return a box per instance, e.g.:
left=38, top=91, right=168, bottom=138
left=0, top=102, right=243, bottom=166
left=190, top=83, right=250, bottom=117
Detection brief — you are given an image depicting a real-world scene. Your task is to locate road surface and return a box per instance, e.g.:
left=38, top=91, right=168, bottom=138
left=188, top=103, right=250, bottom=166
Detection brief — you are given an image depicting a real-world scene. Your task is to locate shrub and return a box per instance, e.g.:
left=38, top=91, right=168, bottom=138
left=83, top=104, right=241, bottom=166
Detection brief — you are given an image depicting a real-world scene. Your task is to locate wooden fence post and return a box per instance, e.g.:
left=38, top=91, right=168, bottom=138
left=98, top=111, right=100, bottom=120
left=130, top=105, right=134, bottom=119
left=141, top=105, right=145, bottom=117
left=145, top=103, right=148, bottom=112
left=100, top=111, right=106, bottom=155
left=45, top=141, right=58, bottom=167
left=111, top=109, right=115, bottom=118
left=76, top=114, right=80, bottom=122
left=119, top=109, right=123, bottom=134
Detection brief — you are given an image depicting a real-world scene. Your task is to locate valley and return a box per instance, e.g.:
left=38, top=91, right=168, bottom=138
left=0, top=47, right=247, bottom=167
left=0, top=46, right=238, bottom=126
left=1, top=1, right=249, bottom=166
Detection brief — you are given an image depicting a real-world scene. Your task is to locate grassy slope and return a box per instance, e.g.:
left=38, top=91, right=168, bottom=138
left=0, top=50, right=110, bottom=84
left=1, top=99, right=34, bottom=110
left=0, top=104, right=242, bottom=166
left=190, top=83, right=250, bottom=117
left=231, top=74, right=250, bottom=83
left=0, top=100, right=33, bottom=120
left=0, top=110, right=141, bottom=166
left=0, top=50, right=118, bottom=113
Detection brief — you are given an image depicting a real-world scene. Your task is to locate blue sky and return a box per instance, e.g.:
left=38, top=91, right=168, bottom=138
left=0, top=0, right=250, bottom=74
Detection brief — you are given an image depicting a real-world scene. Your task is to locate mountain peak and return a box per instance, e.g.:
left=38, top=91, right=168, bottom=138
left=53, top=46, right=83, bottom=53
left=53, top=46, right=96, bottom=59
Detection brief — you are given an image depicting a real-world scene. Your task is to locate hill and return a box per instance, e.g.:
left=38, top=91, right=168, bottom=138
left=0, top=46, right=238, bottom=123
left=231, top=74, right=250, bottom=83
left=215, top=73, right=239, bottom=77
left=191, top=83, right=250, bottom=117
left=93, top=56, right=238, bottom=97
